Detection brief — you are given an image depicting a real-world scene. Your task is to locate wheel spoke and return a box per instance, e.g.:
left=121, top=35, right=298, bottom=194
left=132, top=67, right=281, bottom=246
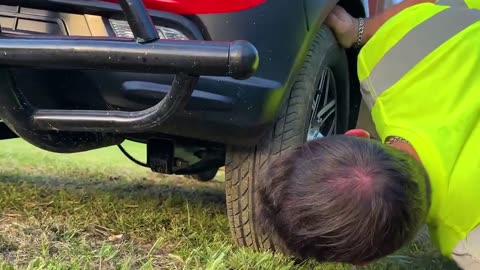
left=307, top=68, right=339, bottom=141
left=309, top=93, right=321, bottom=129
left=322, top=70, right=333, bottom=107
left=316, top=99, right=336, bottom=125
left=327, top=119, right=336, bottom=136
left=318, top=70, right=328, bottom=93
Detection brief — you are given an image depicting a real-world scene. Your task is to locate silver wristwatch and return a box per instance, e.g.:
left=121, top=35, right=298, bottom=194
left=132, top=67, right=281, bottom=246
left=385, top=136, right=411, bottom=146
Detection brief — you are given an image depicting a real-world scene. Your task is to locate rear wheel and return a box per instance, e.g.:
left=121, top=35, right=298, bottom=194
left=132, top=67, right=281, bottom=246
left=225, top=26, right=352, bottom=251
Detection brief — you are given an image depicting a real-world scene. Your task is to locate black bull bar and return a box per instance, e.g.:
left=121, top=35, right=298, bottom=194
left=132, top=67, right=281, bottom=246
left=0, top=0, right=259, bottom=153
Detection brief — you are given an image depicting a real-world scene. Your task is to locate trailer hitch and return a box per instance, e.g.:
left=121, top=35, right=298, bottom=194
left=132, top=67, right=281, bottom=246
left=0, top=0, right=259, bottom=134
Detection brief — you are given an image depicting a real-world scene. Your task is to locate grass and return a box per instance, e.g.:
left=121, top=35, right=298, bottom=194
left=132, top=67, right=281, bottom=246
left=0, top=139, right=459, bottom=269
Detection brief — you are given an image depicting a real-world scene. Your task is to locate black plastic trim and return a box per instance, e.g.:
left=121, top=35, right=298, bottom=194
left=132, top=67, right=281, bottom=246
left=0, top=69, right=124, bottom=153
left=0, top=11, right=68, bottom=35
left=122, top=81, right=235, bottom=111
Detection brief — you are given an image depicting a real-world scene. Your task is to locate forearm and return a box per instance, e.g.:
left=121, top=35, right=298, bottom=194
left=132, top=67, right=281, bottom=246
left=361, top=0, right=437, bottom=45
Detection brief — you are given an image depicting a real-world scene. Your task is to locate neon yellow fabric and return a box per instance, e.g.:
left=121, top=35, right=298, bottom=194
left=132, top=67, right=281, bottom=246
left=465, top=0, right=480, bottom=9
left=358, top=4, right=480, bottom=256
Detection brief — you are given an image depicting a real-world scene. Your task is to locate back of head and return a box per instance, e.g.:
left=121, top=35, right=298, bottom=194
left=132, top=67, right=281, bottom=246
left=256, top=135, right=430, bottom=264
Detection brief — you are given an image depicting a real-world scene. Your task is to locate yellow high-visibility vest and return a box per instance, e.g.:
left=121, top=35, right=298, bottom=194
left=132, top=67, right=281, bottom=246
left=436, top=0, right=480, bottom=9
left=357, top=3, right=480, bottom=256
left=465, top=0, right=480, bottom=8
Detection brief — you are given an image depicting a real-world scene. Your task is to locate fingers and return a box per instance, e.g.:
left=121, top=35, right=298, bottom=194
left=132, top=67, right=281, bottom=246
left=331, top=5, right=347, bottom=16
left=325, top=13, right=338, bottom=28
left=325, top=5, right=343, bottom=28
left=325, top=5, right=347, bottom=29
left=345, top=129, right=371, bottom=139
left=325, top=4, right=357, bottom=48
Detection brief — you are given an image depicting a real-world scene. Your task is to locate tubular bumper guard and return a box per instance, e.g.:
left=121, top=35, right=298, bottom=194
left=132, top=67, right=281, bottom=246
left=0, top=0, right=258, bottom=152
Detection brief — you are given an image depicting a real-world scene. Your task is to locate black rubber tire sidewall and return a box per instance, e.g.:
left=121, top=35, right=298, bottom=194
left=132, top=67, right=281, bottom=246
left=225, top=25, right=350, bottom=252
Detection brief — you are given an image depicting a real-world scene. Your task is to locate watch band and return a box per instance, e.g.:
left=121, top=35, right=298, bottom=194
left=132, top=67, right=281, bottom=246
left=385, top=136, right=412, bottom=146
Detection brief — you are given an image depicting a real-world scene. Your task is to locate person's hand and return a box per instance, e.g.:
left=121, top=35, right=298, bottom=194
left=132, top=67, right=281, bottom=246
left=325, top=5, right=359, bottom=48
left=345, top=129, right=371, bottom=139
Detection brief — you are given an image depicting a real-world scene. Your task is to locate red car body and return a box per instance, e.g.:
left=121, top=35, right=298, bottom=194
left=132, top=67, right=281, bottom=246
left=102, top=0, right=266, bottom=14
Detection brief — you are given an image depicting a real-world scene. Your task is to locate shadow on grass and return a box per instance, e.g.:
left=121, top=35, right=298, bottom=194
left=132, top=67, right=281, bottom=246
left=0, top=171, right=226, bottom=209
left=372, top=254, right=460, bottom=270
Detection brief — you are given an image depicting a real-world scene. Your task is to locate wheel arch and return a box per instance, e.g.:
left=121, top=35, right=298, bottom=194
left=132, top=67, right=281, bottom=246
left=302, top=0, right=366, bottom=130
left=303, top=0, right=366, bottom=31
left=339, top=0, right=367, bottom=129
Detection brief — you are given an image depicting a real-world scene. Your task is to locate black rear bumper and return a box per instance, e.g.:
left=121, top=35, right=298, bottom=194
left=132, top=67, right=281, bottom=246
left=0, top=0, right=259, bottom=152
left=103, top=72, right=284, bottom=145
left=1, top=36, right=257, bottom=132
left=0, top=0, right=337, bottom=149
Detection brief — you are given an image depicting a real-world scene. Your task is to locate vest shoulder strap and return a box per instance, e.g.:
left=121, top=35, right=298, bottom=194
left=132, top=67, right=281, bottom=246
left=360, top=7, right=480, bottom=109
left=436, top=0, right=468, bottom=8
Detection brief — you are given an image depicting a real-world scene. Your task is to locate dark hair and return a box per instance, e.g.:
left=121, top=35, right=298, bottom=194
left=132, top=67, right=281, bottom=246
left=256, top=135, right=430, bottom=264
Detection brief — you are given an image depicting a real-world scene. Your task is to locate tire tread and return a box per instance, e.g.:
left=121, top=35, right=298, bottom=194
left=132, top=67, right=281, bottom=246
left=225, top=26, right=349, bottom=251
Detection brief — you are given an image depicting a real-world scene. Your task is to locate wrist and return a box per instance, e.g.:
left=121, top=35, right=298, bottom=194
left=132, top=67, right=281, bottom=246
left=344, top=18, right=358, bottom=48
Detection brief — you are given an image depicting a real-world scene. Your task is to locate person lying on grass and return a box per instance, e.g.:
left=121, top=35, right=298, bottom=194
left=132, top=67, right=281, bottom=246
left=255, top=0, right=480, bottom=269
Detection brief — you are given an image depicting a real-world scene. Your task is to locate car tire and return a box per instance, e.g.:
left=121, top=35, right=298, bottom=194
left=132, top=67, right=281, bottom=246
left=225, top=25, right=352, bottom=252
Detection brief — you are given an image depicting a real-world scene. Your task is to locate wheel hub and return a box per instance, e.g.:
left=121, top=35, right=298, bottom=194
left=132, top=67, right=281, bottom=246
left=307, top=68, right=337, bottom=141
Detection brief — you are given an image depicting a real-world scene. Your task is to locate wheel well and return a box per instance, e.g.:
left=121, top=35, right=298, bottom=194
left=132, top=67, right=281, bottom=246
left=339, top=0, right=367, bottom=18
left=0, top=122, right=17, bottom=140
left=339, top=0, right=366, bottom=129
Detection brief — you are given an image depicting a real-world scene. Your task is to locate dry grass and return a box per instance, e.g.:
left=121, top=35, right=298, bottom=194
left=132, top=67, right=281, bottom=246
left=0, top=139, right=459, bottom=269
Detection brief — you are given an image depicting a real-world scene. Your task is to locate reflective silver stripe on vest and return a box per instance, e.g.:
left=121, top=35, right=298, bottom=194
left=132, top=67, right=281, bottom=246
left=436, top=0, right=468, bottom=8
left=360, top=7, right=480, bottom=109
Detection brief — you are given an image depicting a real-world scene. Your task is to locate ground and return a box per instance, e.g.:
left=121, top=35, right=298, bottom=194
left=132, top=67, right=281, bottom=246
left=0, top=139, right=459, bottom=269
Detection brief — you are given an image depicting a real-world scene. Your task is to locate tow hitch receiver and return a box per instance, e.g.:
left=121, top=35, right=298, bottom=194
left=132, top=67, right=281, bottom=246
left=0, top=0, right=259, bottom=134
